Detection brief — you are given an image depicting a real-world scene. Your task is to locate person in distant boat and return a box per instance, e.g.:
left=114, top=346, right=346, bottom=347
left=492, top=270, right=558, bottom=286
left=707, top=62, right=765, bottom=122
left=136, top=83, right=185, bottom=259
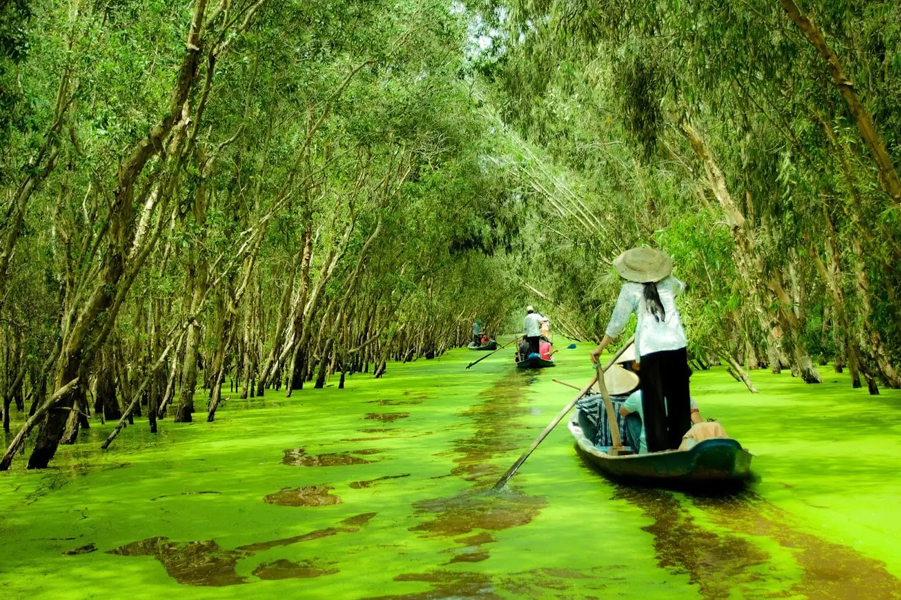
left=523, top=306, right=544, bottom=356
left=539, top=337, right=553, bottom=361
left=473, top=319, right=482, bottom=345
left=517, top=336, right=530, bottom=362
left=589, top=247, right=691, bottom=453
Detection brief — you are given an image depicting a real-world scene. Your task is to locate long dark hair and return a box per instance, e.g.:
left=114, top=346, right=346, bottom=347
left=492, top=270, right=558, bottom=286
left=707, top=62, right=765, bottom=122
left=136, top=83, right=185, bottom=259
left=643, top=283, right=666, bottom=322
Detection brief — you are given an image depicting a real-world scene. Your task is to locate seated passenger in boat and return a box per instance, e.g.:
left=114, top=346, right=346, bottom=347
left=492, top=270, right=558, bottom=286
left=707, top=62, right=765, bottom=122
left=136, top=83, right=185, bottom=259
left=539, top=338, right=553, bottom=361
left=619, top=391, right=702, bottom=454
left=679, top=420, right=728, bottom=450
left=576, top=365, right=639, bottom=447
left=517, top=337, right=530, bottom=362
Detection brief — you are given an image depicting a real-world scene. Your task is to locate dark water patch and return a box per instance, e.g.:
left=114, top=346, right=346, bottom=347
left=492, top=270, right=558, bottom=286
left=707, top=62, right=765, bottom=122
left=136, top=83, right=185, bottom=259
left=693, top=494, right=901, bottom=600
left=359, top=428, right=396, bottom=434
left=253, top=558, right=339, bottom=580
left=350, top=474, right=411, bottom=489
left=282, top=447, right=380, bottom=466
left=448, top=371, right=533, bottom=482
left=410, top=488, right=545, bottom=537
left=108, top=537, right=247, bottom=586
left=498, top=567, right=610, bottom=596
left=362, top=571, right=503, bottom=600
left=236, top=513, right=377, bottom=552
left=408, top=371, right=546, bottom=540
left=368, top=399, right=424, bottom=406
left=236, top=528, right=339, bottom=553
left=365, top=412, right=410, bottom=422
left=614, top=487, right=769, bottom=600
left=151, top=490, right=221, bottom=501
left=264, top=486, right=342, bottom=507
left=62, top=543, right=96, bottom=556
left=448, top=551, right=490, bottom=564
left=454, top=532, right=496, bottom=546
left=340, top=512, right=378, bottom=528
left=362, top=567, right=612, bottom=600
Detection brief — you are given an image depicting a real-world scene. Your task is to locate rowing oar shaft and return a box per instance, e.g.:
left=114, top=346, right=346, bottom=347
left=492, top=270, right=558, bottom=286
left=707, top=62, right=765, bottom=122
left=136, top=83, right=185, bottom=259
left=492, top=335, right=635, bottom=491
left=466, top=336, right=519, bottom=369
left=552, top=379, right=589, bottom=392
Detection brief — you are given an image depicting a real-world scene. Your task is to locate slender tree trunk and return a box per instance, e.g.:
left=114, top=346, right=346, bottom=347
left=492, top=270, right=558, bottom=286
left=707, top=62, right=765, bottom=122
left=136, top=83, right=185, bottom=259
left=780, top=0, right=901, bottom=204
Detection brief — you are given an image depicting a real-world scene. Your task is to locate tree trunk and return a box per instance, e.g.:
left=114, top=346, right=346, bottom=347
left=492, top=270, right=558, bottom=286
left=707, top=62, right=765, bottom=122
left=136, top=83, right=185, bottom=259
left=780, top=0, right=901, bottom=204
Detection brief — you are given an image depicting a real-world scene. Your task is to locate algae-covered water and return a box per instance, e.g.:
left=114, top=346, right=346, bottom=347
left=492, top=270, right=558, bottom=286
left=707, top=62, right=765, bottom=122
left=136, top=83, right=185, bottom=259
left=1, top=341, right=900, bottom=599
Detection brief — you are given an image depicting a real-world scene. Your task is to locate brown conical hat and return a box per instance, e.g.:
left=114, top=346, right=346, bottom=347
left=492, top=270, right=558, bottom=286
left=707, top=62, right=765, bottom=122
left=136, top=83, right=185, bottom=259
left=613, top=247, right=673, bottom=283
left=604, top=365, right=640, bottom=396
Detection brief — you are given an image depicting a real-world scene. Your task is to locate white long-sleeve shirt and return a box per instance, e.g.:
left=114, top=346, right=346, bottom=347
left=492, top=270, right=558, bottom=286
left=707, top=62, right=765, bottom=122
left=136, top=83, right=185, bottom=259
left=524, top=313, right=544, bottom=337
left=605, top=276, right=687, bottom=358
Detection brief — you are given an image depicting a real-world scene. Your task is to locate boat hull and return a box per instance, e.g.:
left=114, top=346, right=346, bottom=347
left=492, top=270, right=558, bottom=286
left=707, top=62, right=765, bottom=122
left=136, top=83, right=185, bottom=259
left=568, top=414, right=752, bottom=482
left=468, top=341, right=498, bottom=351
left=516, top=356, right=555, bottom=369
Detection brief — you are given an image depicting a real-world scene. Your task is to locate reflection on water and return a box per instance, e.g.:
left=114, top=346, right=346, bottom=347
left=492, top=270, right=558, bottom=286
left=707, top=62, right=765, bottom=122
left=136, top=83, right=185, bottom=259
left=365, top=413, right=410, bottom=422
left=609, top=485, right=901, bottom=600
left=108, top=538, right=248, bottom=586
left=368, top=399, right=424, bottom=406
left=61, top=543, right=96, bottom=556
left=365, top=571, right=502, bottom=600
left=693, top=494, right=901, bottom=600
left=253, top=558, right=339, bottom=579
left=236, top=513, right=377, bottom=553
left=410, top=488, right=545, bottom=537
left=390, top=370, right=548, bottom=595
left=614, top=487, right=769, bottom=599
left=282, top=447, right=381, bottom=466
left=448, top=550, right=490, bottom=564
left=109, top=512, right=379, bottom=585
left=264, top=485, right=342, bottom=506
left=350, top=474, right=410, bottom=489
left=409, top=371, right=547, bottom=538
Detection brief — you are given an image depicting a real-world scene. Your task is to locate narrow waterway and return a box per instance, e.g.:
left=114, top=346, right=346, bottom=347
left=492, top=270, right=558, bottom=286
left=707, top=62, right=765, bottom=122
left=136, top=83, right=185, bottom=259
left=1, top=342, right=900, bottom=599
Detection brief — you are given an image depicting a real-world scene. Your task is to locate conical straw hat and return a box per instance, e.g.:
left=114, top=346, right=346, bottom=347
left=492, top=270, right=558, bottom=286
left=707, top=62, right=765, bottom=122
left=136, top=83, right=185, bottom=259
left=614, top=344, right=636, bottom=364
left=604, top=365, right=640, bottom=396
left=613, top=247, right=673, bottom=283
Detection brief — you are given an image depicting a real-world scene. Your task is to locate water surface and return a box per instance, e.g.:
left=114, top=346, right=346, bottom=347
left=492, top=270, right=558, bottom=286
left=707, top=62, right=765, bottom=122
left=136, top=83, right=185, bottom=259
left=1, top=342, right=899, bottom=599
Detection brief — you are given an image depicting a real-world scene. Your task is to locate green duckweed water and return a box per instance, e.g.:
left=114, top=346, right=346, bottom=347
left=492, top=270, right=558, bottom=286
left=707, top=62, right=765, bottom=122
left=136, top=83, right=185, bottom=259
left=1, top=341, right=900, bottom=599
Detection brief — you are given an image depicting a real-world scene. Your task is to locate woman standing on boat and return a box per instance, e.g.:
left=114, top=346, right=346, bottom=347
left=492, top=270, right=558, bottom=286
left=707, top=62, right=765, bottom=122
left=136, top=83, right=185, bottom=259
left=589, top=247, right=690, bottom=453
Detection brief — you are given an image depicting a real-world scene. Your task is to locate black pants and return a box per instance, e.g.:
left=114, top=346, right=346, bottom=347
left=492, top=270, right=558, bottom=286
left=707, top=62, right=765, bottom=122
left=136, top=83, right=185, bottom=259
left=527, top=336, right=540, bottom=355
left=639, top=347, right=691, bottom=452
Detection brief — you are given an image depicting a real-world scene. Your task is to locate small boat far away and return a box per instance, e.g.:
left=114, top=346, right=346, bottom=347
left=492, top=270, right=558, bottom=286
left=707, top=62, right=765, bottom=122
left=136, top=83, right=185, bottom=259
left=468, top=340, right=498, bottom=351
left=516, top=354, right=556, bottom=369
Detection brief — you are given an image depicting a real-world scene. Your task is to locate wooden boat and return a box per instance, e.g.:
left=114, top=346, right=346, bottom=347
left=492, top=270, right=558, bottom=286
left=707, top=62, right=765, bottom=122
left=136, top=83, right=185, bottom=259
left=516, top=354, right=556, bottom=369
left=568, top=412, right=752, bottom=482
left=468, top=340, right=498, bottom=351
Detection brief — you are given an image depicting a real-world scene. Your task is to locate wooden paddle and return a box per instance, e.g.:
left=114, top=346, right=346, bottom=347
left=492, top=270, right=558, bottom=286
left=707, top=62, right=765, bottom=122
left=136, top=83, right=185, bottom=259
left=596, top=360, right=628, bottom=455
left=492, top=336, right=635, bottom=490
left=552, top=378, right=592, bottom=392
left=466, top=336, right=520, bottom=369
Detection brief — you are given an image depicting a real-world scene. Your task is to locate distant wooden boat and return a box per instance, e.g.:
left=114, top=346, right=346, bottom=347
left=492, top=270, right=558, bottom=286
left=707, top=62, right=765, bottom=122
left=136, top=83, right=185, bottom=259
left=516, top=354, right=555, bottom=369
left=468, top=340, right=498, bottom=351
left=568, top=412, right=752, bottom=482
